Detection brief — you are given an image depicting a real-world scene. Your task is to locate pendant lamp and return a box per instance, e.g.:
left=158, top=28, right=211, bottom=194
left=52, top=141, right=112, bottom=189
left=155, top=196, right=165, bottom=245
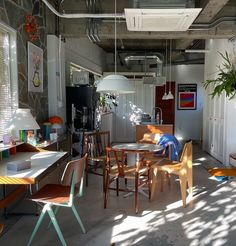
left=166, top=39, right=174, bottom=100
left=162, top=40, right=168, bottom=100
left=96, top=0, right=134, bottom=94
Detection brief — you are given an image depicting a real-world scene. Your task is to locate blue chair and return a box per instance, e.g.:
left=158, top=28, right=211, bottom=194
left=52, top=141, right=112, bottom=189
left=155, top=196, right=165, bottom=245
left=27, top=154, right=87, bottom=246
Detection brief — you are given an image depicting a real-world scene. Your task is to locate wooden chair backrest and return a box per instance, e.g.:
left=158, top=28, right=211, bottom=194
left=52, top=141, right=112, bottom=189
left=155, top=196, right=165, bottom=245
left=138, top=133, right=161, bottom=144
left=179, top=141, right=192, bottom=171
left=61, top=154, right=87, bottom=186
left=85, top=131, right=110, bottom=158
left=106, top=147, right=146, bottom=177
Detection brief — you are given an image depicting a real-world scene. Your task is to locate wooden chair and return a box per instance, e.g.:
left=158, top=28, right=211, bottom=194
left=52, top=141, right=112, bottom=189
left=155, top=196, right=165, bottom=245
left=84, top=131, right=110, bottom=189
left=104, top=147, right=150, bottom=214
left=0, top=223, right=3, bottom=234
left=27, top=154, right=87, bottom=246
left=151, top=141, right=193, bottom=207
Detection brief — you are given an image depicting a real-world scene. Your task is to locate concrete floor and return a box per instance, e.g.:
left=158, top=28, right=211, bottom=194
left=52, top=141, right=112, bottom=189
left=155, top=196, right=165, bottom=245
left=1, top=143, right=236, bottom=246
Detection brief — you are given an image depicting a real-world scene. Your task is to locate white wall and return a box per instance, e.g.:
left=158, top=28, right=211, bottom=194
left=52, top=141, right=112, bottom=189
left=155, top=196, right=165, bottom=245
left=47, top=35, right=66, bottom=125
left=65, top=38, right=106, bottom=83
left=171, top=65, right=204, bottom=141
left=203, top=39, right=236, bottom=164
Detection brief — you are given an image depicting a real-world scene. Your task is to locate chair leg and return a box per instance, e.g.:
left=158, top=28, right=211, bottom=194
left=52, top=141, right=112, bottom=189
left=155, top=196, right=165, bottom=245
left=160, top=171, right=164, bottom=192
left=47, top=205, right=67, bottom=246
left=86, top=159, right=89, bottom=187
left=150, top=167, right=158, bottom=201
left=104, top=170, right=109, bottom=209
left=116, top=178, right=119, bottom=196
left=188, top=170, right=193, bottom=199
left=71, top=204, right=86, bottom=234
left=135, top=172, right=139, bottom=214
left=179, top=175, right=187, bottom=207
left=27, top=204, right=48, bottom=246
left=47, top=206, right=60, bottom=229
left=103, top=161, right=106, bottom=192
left=167, top=173, right=171, bottom=186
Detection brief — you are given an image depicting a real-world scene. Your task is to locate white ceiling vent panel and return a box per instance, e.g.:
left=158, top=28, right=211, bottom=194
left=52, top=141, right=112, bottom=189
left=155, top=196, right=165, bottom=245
left=124, top=8, right=202, bottom=31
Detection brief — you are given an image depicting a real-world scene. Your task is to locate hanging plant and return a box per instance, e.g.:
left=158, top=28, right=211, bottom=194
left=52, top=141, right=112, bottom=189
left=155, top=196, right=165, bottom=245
left=203, top=52, right=236, bottom=100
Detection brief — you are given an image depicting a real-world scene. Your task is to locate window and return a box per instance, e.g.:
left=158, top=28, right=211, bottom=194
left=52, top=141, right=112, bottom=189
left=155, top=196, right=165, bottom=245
left=0, top=22, right=18, bottom=140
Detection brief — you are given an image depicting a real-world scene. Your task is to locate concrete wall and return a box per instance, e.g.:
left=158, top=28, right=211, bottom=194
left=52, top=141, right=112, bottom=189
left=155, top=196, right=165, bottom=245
left=65, top=38, right=106, bottom=84
left=0, top=0, right=50, bottom=123
left=171, top=65, right=204, bottom=141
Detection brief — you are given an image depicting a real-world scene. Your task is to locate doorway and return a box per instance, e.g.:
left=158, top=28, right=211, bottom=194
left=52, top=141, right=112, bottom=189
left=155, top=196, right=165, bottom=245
left=155, top=82, right=175, bottom=128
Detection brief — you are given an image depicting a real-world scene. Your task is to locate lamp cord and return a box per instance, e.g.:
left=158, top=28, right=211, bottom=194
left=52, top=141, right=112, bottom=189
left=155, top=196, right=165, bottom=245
left=169, top=39, right=172, bottom=92
left=165, top=40, right=167, bottom=94
left=114, top=0, right=117, bottom=74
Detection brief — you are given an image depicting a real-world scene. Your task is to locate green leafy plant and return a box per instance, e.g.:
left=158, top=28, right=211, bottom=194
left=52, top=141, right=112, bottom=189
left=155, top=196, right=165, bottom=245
left=203, top=52, right=236, bottom=100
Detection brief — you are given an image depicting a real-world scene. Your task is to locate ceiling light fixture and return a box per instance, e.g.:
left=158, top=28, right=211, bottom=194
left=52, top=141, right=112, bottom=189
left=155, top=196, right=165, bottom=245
left=96, top=0, right=134, bottom=94
left=162, top=40, right=168, bottom=100
left=166, top=39, right=174, bottom=100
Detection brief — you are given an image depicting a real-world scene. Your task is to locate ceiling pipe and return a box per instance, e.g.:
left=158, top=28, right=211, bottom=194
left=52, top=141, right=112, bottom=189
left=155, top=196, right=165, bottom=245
left=42, top=0, right=125, bottom=18
left=190, top=16, right=236, bottom=30
left=42, top=0, right=235, bottom=31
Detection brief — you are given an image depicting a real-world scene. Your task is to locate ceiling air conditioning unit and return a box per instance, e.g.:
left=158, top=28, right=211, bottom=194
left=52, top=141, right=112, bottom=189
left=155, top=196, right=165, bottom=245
left=143, top=76, right=166, bottom=86
left=124, top=8, right=202, bottom=31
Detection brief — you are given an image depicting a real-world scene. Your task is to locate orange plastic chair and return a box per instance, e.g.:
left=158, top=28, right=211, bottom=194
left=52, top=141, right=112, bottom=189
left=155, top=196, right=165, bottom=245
left=27, top=154, right=87, bottom=246
left=151, top=141, right=193, bottom=207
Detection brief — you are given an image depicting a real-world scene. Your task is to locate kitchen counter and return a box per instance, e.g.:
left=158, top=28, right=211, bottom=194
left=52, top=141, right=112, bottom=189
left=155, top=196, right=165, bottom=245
left=136, top=124, right=174, bottom=143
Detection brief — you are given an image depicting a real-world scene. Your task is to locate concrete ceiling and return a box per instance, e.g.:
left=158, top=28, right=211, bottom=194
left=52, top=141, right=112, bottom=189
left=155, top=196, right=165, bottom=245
left=46, top=0, right=236, bottom=65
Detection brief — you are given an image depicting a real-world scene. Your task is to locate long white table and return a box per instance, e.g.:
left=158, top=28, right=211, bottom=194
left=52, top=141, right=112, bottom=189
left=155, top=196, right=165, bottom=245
left=0, top=143, right=70, bottom=210
left=0, top=151, right=68, bottom=184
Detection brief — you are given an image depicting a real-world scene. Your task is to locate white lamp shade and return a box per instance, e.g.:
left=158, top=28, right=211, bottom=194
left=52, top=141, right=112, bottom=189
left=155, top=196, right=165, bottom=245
left=8, top=108, right=40, bottom=131
left=166, top=91, right=174, bottom=100
left=96, top=74, right=135, bottom=94
left=162, top=92, right=168, bottom=100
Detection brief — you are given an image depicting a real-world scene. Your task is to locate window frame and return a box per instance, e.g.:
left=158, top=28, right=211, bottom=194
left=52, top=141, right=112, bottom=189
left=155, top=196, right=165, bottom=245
left=0, top=21, right=18, bottom=140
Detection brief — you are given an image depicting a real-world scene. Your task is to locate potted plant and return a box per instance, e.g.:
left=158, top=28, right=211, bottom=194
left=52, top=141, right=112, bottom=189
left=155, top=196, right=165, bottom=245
left=203, top=52, right=236, bottom=100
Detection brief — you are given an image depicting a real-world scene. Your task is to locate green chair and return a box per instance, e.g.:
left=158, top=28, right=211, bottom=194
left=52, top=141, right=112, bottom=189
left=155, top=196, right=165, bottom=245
left=27, top=154, right=87, bottom=246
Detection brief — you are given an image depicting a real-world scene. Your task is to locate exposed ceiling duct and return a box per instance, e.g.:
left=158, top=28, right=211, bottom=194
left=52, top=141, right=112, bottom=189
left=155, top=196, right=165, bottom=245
left=124, top=55, right=166, bottom=85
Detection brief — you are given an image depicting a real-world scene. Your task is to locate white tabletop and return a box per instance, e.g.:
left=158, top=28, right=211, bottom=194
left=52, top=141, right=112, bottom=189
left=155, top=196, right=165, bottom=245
left=0, top=151, right=68, bottom=184
left=112, top=143, right=163, bottom=152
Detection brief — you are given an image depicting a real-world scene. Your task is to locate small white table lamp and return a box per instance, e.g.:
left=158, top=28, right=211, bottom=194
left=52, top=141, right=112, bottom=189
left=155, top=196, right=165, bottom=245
left=7, top=108, right=40, bottom=140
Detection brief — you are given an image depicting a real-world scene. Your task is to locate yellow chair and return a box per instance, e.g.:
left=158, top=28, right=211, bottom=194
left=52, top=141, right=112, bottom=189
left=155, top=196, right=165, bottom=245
left=151, top=141, right=193, bottom=207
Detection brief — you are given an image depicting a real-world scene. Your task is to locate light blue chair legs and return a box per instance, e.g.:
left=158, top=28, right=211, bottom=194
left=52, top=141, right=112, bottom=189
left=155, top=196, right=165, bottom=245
left=27, top=204, right=48, bottom=246
left=47, top=206, right=67, bottom=246
left=28, top=204, right=67, bottom=246
left=72, top=204, right=86, bottom=233
left=47, top=206, right=60, bottom=229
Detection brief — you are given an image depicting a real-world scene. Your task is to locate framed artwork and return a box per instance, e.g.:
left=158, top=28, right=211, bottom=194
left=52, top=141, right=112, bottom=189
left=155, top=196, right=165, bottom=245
left=28, top=42, right=43, bottom=92
left=177, top=84, right=197, bottom=110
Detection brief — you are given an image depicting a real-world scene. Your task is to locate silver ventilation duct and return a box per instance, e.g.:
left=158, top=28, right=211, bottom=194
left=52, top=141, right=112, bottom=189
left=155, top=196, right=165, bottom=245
left=124, top=55, right=166, bottom=85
